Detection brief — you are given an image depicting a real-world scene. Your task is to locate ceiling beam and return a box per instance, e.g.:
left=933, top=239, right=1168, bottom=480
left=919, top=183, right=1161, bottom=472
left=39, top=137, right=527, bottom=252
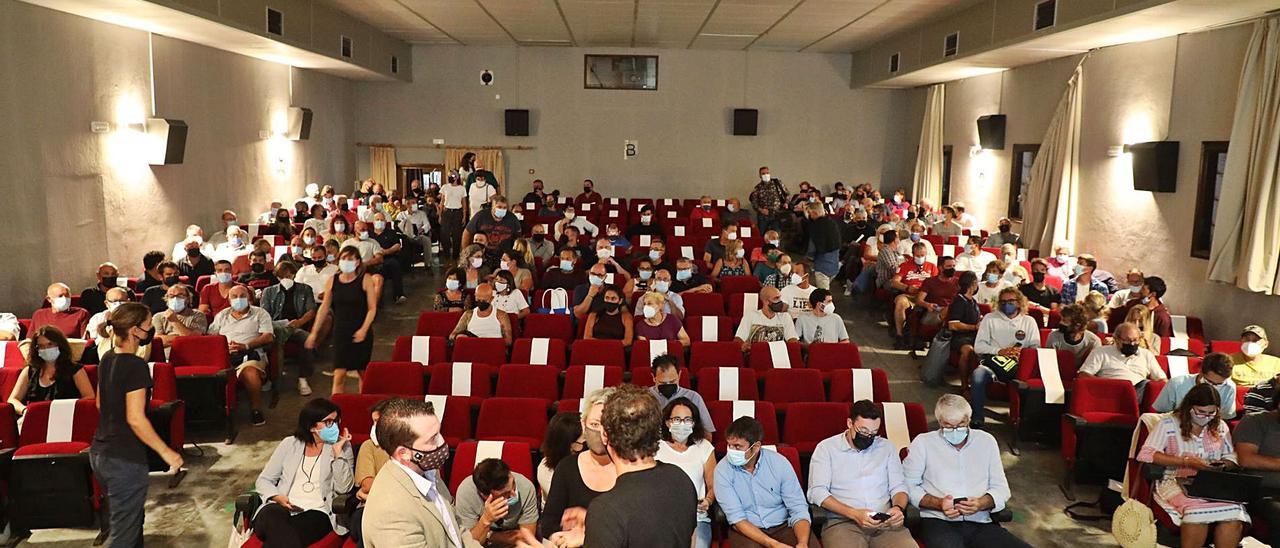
left=553, top=0, right=579, bottom=46
left=686, top=0, right=724, bottom=49
left=393, top=0, right=466, bottom=45
left=629, top=0, right=640, bottom=47
left=472, top=0, right=520, bottom=45
left=743, top=0, right=808, bottom=50
left=798, top=0, right=893, bottom=52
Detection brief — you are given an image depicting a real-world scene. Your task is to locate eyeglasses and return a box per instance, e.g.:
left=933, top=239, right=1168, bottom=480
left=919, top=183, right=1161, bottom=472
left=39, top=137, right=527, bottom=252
left=853, top=428, right=878, bottom=438
left=667, top=417, right=695, bottom=425
left=319, top=417, right=339, bottom=427
left=1191, top=410, right=1217, bottom=420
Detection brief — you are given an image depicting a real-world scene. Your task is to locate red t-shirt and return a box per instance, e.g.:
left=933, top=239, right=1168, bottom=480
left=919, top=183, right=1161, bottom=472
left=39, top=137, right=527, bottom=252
left=31, top=308, right=89, bottom=338
left=920, top=276, right=959, bottom=306
left=895, top=261, right=938, bottom=289
left=200, top=283, right=233, bottom=315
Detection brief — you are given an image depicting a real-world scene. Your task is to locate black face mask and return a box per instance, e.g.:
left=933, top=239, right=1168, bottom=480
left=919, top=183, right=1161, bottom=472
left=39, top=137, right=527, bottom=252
left=532, top=234, right=546, bottom=243
left=701, top=205, right=712, bottom=211
left=251, top=263, right=265, bottom=274
left=657, top=384, right=678, bottom=398
left=999, top=225, right=1011, bottom=233
left=584, top=187, right=593, bottom=194
left=476, top=301, right=492, bottom=311
left=768, top=301, right=786, bottom=313
left=1120, top=343, right=1140, bottom=357
left=942, top=268, right=956, bottom=278
left=603, top=301, right=620, bottom=313
left=163, top=276, right=180, bottom=287
left=134, top=326, right=156, bottom=347
left=186, top=247, right=201, bottom=258
left=102, top=276, right=118, bottom=288
left=852, top=433, right=875, bottom=451
left=339, top=204, right=349, bottom=212
left=1032, top=271, right=1046, bottom=283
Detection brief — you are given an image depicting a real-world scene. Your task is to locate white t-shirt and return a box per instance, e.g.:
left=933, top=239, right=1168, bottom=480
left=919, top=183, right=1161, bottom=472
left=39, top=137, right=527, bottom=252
left=955, top=251, right=996, bottom=274
left=795, top=312, right=849, bottom=343
left=493, top=290, right=529, bottom=315
left=656, top=440, right=716, bottom=522
left=468, top=183, right=496, bottom=215
left=341, top=239, right=383, bottom=262
left=974, top=281, right=1011, bottom=307
left=296, top=263, right=339, bottom=302
left=779, top=285, right=816, bottom=319
left=440, top=184, right=467, bottom=210
left=286, top=454, right=327, bottom=511
left=734, top=309, right=798, bottom=343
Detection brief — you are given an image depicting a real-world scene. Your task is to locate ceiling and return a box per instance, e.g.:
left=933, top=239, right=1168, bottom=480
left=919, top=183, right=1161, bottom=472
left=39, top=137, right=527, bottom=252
left=320, top=0, right=985, bottom=52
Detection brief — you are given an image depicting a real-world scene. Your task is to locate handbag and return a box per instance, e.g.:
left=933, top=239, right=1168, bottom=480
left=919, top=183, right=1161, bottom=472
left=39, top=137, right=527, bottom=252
left=920, top=329, right=953, bottom=386
left=537, top=288, right=571, bottom=315
left=1110, top=498, right=1156, bottom=548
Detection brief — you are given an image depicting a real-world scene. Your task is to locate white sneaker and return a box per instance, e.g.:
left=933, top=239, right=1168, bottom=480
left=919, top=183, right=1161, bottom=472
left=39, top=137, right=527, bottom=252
left=261, top=380, right=273, bottom=393
left=298, top=378, right=312, bottom=396
left=396, top=295, right=408, bottom=304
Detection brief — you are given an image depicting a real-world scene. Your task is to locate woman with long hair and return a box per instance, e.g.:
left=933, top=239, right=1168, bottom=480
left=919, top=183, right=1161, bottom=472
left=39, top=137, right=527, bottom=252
left=8, top=325, right=93, bottom=418
left=655, top=397, right=716, bottom=548
left=537, top=412, right=584, bottom=504
left=306, top=247, right=382, bottom=395
left=584, top=285, right=633, bottom=347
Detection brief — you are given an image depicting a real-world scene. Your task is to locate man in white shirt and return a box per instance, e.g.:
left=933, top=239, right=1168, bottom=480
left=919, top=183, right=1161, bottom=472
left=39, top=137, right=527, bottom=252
left=734, top=286, right=798, bottom=351
left=396, top=199, right=433, bottom=269
left=303, top=204, right=329, bottom=236
left=296, top=244, right=339, bottom=303
left=1079, top=322, right=1166, bottom=401
left=467, top=173, right=497, bottom=220
left=954, top=236, right=996, bottom=274
left=341, top=221, right=385, bottom=266
left=210, top=285, right=274, bottom=426
left=359, top=196, right=384, bottom=222
left=256, top=201, right=284, bottom=224
left=1107, top=268, right=1146, bottom=308
left=214, top=225, right=252, bottom=263
left=172, top=225, right=213, bottom=260
left=952, top=202, right=978, bottom=229
left=0, top=313, right=20, bottom=341
left=779, top=262, right=816, bottom=319
left=795, top=289, right=849, bottom=345
left=896, top=220, right=938, bottom=265
left=554, top=206, right=598, bottom=239
left=208, top=210, right=239, bottom=247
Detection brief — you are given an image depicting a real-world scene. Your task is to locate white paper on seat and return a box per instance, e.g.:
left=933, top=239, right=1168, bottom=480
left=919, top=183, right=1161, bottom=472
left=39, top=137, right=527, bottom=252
left=274, top=246, right=289, bottom=263
left=47, top=399, right=77, bottom=443
left=584, top=365, right=605, bottom=395
left=701, top=316, right=719, bottom=342
left=246, top=224, right=261, bottom=237
left=702, top=218, right=713, bottom=228
left=452, top=363, right=473, bottom=396
left=411, top=336, right=433, bottom=364
left=1041, top=312, right=1049, bottom=328
left=116, top=277, right=130, bottom=288
left=639, top=235, right=652, bottom=247
left=530, top=338, right=549, bottom=365
left=581, top=203, right=593, bottom=212
left=663, top=199, right=675, bottom=206
left=741, top=227, right=753, bottom=238
left=763, top=444, right=778, bottom=452
left=675, top=226, right=686, bottom=237
left=1169, top=338, right=1189, bottom=352
left=1166, top=356, right=1190, bottom=378
left=942, top=244, right=956, bottom=257
left=609, top=210, right=619, bottom=219
left=716, top=199, right=725, bottom=207
left=719, top=368, right=740, bottom=400
left=148, top=362, right=156, bottom=379
left=680, top=246, right=694, bottom=259
left=1171, top=316, right=1189, bottom=340
left=667, top=211, right=678, bottom=219
left=475, top=440, right=504, bottom=466
left=424, top=395, right=447, bottom=421
left=1016, top=249, right=1029, bottom=261
left=607, top=198, right=621, bottom=206
left=1037, top=349, right=1066, bottom=405
left=636, top=203, right=646, bottom=212
left=882, top=401, right=911, bottom=453
left=743, top=293, right=759, bottom=312
left=851, top=369, right=873, bottom=402
left=578, top=399, right=588, bottom=413
left=0, top=344, right=7, bottom=368
left=768, top=341, right=791, bottom=369
left=649, top=340, right=668, bottom=362
left=604, top=273, right=616, bottom=285
left=731, top=400, right=755, bottom=420
left=540, top=223, right=550, bottom=234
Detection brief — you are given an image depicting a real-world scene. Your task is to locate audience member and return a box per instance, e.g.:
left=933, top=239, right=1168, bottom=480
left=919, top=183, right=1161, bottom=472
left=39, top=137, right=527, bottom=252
left=434, top=268, right=473, bottom=312
left=574, top=179, right=602, bottom=211
left=655, top=395, right=717, bottom=548
left=178, top=238, right=215, bottom=280
left=490, top=271, right=529, bottom=321
left=1019, top=259, right=1060, bottom=310
left=1231, top=325, right=1279, bottom=388
left=210, top=285, right=274, bottom=426
left=932, top=206, right=963, bottom=237
left=538, top=413, right=584, bottom=504
left=715, top=416, right=816, bottom=547
left=749, top=167, right=788, bottom=234
left=734, top=286, right=798, bottom=350
left=455, top=458, right=540, bottom=546
left=803, top=202, right=841, bottom=289
left=973, top=260, right=1010, bottom=307
left=1078, top=322, right=1166, bottom=402
left=303, top=204, right=329, bottom=236
left=141, top=261, right=185, bottom=313
left=1107, top=268, right=1146, bottom=308
left=924, top=272, right=980, bottom=386
left=171, top=224, right=211, bottom=262
left=1044, top=304, right=1102, bottom=362
left=296, top=244, right=338, bottom=303
left=649, top=269, right=686, bottom=318
left=8, top=326, right=94, bottom=419
left=460, top=245, right=490, bottom=290
left=307, top=247, right=382, bottom=396
left=437, top=173, right=468, bottom=263
left=326, top=214, right=352, bottom=245
left=761, top=254, right=795, bottom=290
left=572, top=263, right=610, bottom=318
left=367, top=213, right=407, bottom=304
left=214, top=226, right=253, bottom=264
left=540, top=250, right=586, bottom=292
left=463, top=195, right=521, bottom=264
left=969, top=288, right=1041, bottom=428
left=750, top=230, right=783, bottom=265
left=1081, top=290, right=1110, bottom=335
left=521, top=179, right=546, bottom=205
left=779, top=262, right=816, bottom=319
left=984, top=218, right=1022, bottom=248
left=753, top=244, right=785, bottom=285
left=795, top=289, right=849, bottom=345
left=198, top=260, right=236, bottom=316
left=236, top=250, right=278, bottom=287
left=890, top=242, right=938, bottom=347
left=584, top=283, right=633, bottom=345
left=152, top=284, right=207, bottom=348
left=80, top=262, right=122, bottom=315
left=449, top=284, right=513, bottom=345
left=1060, top=254, right=1110, bottom=304
left=85, top=287, right=130, bottom=339
left=672, top=257, right=713, bottom=295
left=703, top=225, right=738, bottom=265
left=954, top=236, right=996, bottom=274
left=1153, top=352, right=1236, bottom=419
left=634, top=292, right=689, bottom=345
left=134, top=250, right=167, bottom=295
left=554, top=205, right=599, bottom=240
left=648, top=355, right=714, bottom=436
left=32, top=283, right=89, bottom=337
left=540, top=388, right=617, bottom=540
left=1122, top=304, right=1159, bottom=352
left=722, top=198, right=751, bottom=225
left=712, top=239, right=749, bottom=281
left=261, top=262, right=318, bottom=396
left=951, top=202, right=978, bottom=228
left=898, top=221, right=938, bottom=264
left=874, top=231, right=904, bottom=291
left=1234, top=402, right=1280, bottom=548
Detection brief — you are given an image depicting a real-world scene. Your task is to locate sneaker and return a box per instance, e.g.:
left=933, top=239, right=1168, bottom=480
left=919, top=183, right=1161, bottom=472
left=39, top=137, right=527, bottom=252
left=396, top=295, right=408, bottom=304
left=261, top=380, right=273, bottom=393
left=843, top=285, right=853, bottom=297
left=297, top=378, right=312, bottom=396
left=251, top=410, right=266, bottom=427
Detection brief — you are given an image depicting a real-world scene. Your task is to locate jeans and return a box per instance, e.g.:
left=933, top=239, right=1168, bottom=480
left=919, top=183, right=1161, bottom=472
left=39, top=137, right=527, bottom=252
left=381, top=256, right=405, bottom=299
left=853, top=267, right=877, bottom=294
left=756, top=212, right=782, bottom=234
left=970, top=364, right=995, bottom=427
left=90, top=450, right=150, bottom=548
left=441, top=208, right=465, bottom=260
left=694, top=520, right=712, bottom=548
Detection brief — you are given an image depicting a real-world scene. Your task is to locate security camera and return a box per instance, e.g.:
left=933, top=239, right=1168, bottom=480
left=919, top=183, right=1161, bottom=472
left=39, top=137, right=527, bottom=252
left=480, top=70, right=494, bottom=86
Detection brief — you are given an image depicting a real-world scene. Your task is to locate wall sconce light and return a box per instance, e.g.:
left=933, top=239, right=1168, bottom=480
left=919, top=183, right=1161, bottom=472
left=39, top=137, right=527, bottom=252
left=1107, top=145, right=1127, bottom=157
left=969, top=145, right=984, bottom=158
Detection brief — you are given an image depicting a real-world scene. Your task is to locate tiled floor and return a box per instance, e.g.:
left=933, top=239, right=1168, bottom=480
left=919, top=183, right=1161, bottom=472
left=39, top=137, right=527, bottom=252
left=22, top=269, right=1120, bottom=547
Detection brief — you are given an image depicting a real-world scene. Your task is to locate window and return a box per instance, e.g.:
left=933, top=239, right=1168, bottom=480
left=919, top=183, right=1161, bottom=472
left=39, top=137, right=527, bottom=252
left=941, top=145, right=954, bottom=206
left=1008, top=144, right=1039, bottom=220
left=944, top=33, right=959, bottom=57
left=391, top=56, right=399, bottom=74
left=1191, top=142, right=1229, bottom=259
left=584, top=55, right=658, bottom=90
left=889, top=52, right=900, bottom=74
left=266, top=8, right=283, bottom=36
left=340, top=36, right=352, bottom=59
left=1034, top=0, right=1057, bottom=31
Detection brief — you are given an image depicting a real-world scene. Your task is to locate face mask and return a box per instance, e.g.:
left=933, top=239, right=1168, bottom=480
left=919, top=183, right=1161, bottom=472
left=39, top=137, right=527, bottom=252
left=339, top=260, right=358, bottom=274
left=768, top=239, right=781, bottom=247
left=1032, top=272, right=1046, bottom=283
left=914, top=256, right=925, bottom=266
left=231, top=237, right=244, bottom=247
left=1140, top=296, right=1151, bottom=305
left=493, top=207, right=508, bottom=219
left=1120, top=342, right=1140, bottom=356
left=588, top=275, right=605, bottom=287
left=768, top=301, right=786, bottom=313
left=565, top=212, right=576, bottom=221
left=410, top=204, right=419, bottom=212
left=107, top=301, right=123, bottom=312
left=501, top=261, right=514, bottom=272
left=735, top=248, right=746, bottom=258
left=822, top=302, right=836, bottom=314
left=505, top=491, right=521, bottom=510
left=643, top=305, right=658, bottom=319
left=701, top=204, right=712, bottom=211
left=852, top=432, right=875, bottom=451
left=494, top=281, right=509, bottom=293
left=1073, top=265, right=1086, bottom=277
left=584, top=427, right=608, bottom=455
left=446, top=279, right=461, bottom=291
left=251, top=263, right=265, bottom=274
left=596, top=248, right=611, bottom=259
left=560, top=260, right=574, bottom=272
left=229, top=297, right=250, bottom=312
left=187, top=247, right=201, bottom=258
left=641, top=215, right=652, bottom=225
left=1243, top=342, right=1264, bottom=357
left=469, top=257, right=484, bottom=269
left=942, top=427, right=969, bottom=446
left=727, top=204, right=737, bottom=212
left=408, top=443, right=451, bottom=472
left=1191, top=413, right=1215, bottom=427
left=38, top=347, right=60, bottom=363
left=942, top=268, right=956, bottom=278
left=1000, top=302, right=1018, bottom=317
left=51, top=296, right=71, bottom=312
left=358, top=231, right=370, bottom=240
left=726, top=446, right=752, bottom=467
left=648, top=250, right=662, bottom=261
left=1056, top=253, right=1069, bottom=263
left=654, top=280, right=670, bottom=293
left=476, top=301, right=491, bottom=311
left=761, top=174, right=771, bottom=183
left=639, top=270, right=652, bottom=280
left=532, top=234, right=546, bottom=243
left=334, top=223, right=346, bottom=233
left=657, top=384, right=678, bottom=398
left=372, top=221, right=385, bottom=231
left=910, top=233, right=922, bottom=242
left=986, top=273, right=1000, bottom=284
left=603, top=301, right=620, bottom=313
left=780, top=264, right=793, bottom=275
left=670, top=422, right=694, bottom=443
left=280, top=278, right=295, bottom=290
left=317, top=423, right=340, bottom=444
left=168, top=297, right=186, bottom=313
left=789, top=273, right=802, bottom=286
left=676, top=270, right=692, bottom=282
left=327, top=254, right=337, bottom=262
left=215, top=272, right=233, bottom=284
left=999, top=225, right=1011, bottom=233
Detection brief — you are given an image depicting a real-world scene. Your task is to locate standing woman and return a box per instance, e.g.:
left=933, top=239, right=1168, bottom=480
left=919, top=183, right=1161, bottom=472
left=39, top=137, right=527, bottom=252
left=307, top=247, right=382, bottom=395
left=91, top=302, right=184, bottom=547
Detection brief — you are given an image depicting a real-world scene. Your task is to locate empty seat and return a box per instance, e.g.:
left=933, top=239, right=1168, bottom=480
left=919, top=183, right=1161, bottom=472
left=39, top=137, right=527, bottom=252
left=569, top=340, right=626, bottom=367
left=0, top=341, right=24, bottom=368
left=8, top=399, right=99, bottom=533
left=1062, top=376, right=1139, bottom=488
left=448, top=440, right=535, bottom=497
left=522, top=313, right=574, bottom=341
left=781, top=402, right=848, bottom=454
left=748, top=341, right=803, bottom=371
left=422, top=394, right=478, bottom=447
left=1155, top=355, right=1202, bottom=378
left=169, top=335, right=236, bottom=439
left=496, top=366, right=561, bottom=400
left=826, top=369, right=892, bottom=403
left=762, top=369, right=826, bottom=411
left=511, top=337, right=569, bottom=369
left=686, top=315, right=733, bottom=343
left=1008, top=348, right=1079, bottom=449
left=628, top=339, right=686, bottom=371
left=681, top=293, right=725, bottom=317
left=427, top=362, right=493, bottom=398
left=1209, top=340, right=1243, bottom=355
left=362, top=362, right=426, bottom=396
left=475, top=397, right=551, bottom=447
left=331, top=393, right=383, bottom=447
left=720, top=276, right=763, bottom=295
left=689, top=342, right=745, bottom=373
left=707, top=400, right=779, bottom=453
left=875, top=401, right=929, bottom=456
left=452, top=337, right=510, bottom=366
left=1156, top=337, right=1206, bottom=357
left=562, top=365, right=625, bottom=399
left=806, top=342, right=863, bottom=372
left=391, top=335, right=449, bottom=365
left=695, top=367, right=760, bottom=401
left=416, top=311, right=462, bottom=337
left=1169, top=315, right=1205, bottom=342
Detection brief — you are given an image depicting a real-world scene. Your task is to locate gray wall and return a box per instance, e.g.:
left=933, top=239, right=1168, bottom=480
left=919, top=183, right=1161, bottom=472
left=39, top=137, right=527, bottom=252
left=353, top=46, right=917, bottom=201
left=0, top=1, right=356, bottom=313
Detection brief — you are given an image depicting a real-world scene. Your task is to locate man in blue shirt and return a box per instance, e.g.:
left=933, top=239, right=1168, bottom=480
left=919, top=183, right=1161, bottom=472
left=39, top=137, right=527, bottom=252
left=1152, top=352, right=1237, bottom=418
left=714, top=417, right=816, bottom=547
left=903, top=395, right=1029, bottom=547
left=807, top=400, right=916, bottom=548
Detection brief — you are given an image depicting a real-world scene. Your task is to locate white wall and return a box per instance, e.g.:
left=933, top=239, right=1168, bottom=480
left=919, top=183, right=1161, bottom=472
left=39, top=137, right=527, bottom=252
left=353, top=46, right=917, bottom=201
left=0, top=1, right=355, bottom=313
left=939, top=23, right=1280, bottom=340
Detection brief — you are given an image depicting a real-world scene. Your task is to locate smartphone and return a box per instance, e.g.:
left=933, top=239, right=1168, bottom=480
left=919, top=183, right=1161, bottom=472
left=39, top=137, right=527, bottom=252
left=1209, top=461, right=1227, bottom=468
left=953, top=497, right=969, bottom=505
left=872, top=512, right=891, bottom=522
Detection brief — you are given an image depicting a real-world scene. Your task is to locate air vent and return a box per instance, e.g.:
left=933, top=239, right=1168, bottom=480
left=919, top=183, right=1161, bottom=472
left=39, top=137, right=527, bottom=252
left=340, top=36, right=352, bottom=59
left=391, top=56, right=399, bottom=74
left=943, top=33, right=959, bottom=57
left=1035, top=0, right=1057, bottom=31
left=889, top=52, right=900, bottom=74
left=266, top=8, right=282, bottom=36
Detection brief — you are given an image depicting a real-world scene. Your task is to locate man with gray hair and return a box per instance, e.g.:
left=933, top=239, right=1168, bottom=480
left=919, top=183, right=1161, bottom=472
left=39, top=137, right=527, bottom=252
left=902, top=395, right=1028, bottom=547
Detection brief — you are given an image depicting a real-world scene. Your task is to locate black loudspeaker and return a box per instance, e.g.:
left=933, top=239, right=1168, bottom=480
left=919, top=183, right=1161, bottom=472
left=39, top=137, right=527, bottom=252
left=733, top=109, right=758, bottom=136
left=286, top=107, right=312, bottom=141
left=145, top=118, right=187, bottom=165
left=1129, top=141, right=1179, bottom=193
left=977, top=114, right=1006, bottom=150
left=505, top=109, right=529, bottom=136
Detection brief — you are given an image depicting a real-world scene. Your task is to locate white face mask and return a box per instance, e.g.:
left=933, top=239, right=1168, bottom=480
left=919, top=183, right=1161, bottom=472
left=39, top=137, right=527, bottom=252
left=761, top=174, right=771, bottom=182
left=280, top=278, right=295, bottom=290
left=643, top=305, right=658, bottom=319
left=726, top=232, right=737, bottom=241
left=779, top=264, right=792, bottom=275
left=822, top=302, right=836, bottom=314
left=1243, top=341, right=1265, bottom=357
left=494, top=281, right=509, bottom=293
left=471, top=257, right=484, bottom=269
left=596, top=248, right=612, bottom=259
left=51, top=296, right=71, bottom=312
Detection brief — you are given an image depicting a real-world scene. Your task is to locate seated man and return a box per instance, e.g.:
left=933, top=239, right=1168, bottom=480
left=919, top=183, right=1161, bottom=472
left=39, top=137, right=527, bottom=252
left=152, top=284, right=208, bottom=349
left=340, top=221, right=385, bottom=267
left=1078, top=322, right=1166, bottom=402
left=890, top=242, right=938, bottom=348
left=714, top=416, right=817, bottom=547
left=528, top=224, right=555, bottom=264
left=80, top=262, right=122, bottom=315
left=134, top=250, right=168, bottom=295
left=1019, top=259, right=1060, bottom=310
left=703, top=224, right=739, bottom=265
left=209, top=285, right=273, bottom=426
left=199, top=260, right=237, bottom=316
left=722, top=198, right=752, bottom=225
left=554, top=205, right=598, bottom=239
left=32, top=283, right=90, bottom=337
left=455, top=458, right=540, bottom=547
left=984, top=217, right=1022, bottom=248
left=1231, top=325, right=1280, bottom=388
left=370, top=212, right=407, bottom=304
left=626, top=205, right=662, bottom=239
left=1152, top=352, right=1236, bottom=419
left=808, top=400, right=914, bottom=548
left=969, top=289, right=1041, bottom=428
left=1233, top=403, right=1280, bottom=548
left=260, top=262, right=317, bottom=397
left=449, top=284, right=513, bottom=345
left=1044, top=304, right=1102, bottom=361
left=953, top=236, right=995, bottom=274
left=733, top=286, right=797, bottom=352
left=671, top=257, right=713, bottom=295
left=236, top=250, right=278, bottom=287
left=647, top=354, right=715, bottom=439
left=1060, top=254, right=1110, bottom=304
left=795, top=289, right=849, bottom=345
left=539, top=250, right=586, bottom=291
left=296, top=243, right=338, bottom=303
left=396, top=198, right=432, bottom=270
left=142, top=261, right=191, bottom=313
left=178, top=238, right=215, bottom=281
left=213, top=226, right=252, bottom=264
left=208, top=209, right=239, bottom=247
left=778, top=262, right=816, bottom=319
left=84, top=287, right=131, bottom=339
left=572, top=262, right=610, bottom=318
left=593, top=238, right=631, bottom=279
left=172, top=224, right=212, bottom=261
left=903, top=395, right=1029, bottom=548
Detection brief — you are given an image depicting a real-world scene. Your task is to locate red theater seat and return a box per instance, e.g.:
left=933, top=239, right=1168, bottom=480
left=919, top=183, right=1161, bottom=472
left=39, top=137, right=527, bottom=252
left=427, top=362, right=493, bottom=398
left=361, top=362, right=426, bottom=396
left=511, top=337, right=569, bottom=369
left=748, top=341, right=802, bottom=371
left=391, top=335, right=449, bottom=365
left=475, top=397, right=551, bottom=447
left=695, top=367, right=759, bottom=402
left=708, top=400, right=779, bottom=453
left=827, top=369, right=892, bottom=403
left=689, top=342, right=745, bottom=373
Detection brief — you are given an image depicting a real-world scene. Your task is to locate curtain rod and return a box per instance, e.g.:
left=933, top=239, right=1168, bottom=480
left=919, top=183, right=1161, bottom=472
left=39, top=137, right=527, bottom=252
left=355, top=142, right=536, bottom=150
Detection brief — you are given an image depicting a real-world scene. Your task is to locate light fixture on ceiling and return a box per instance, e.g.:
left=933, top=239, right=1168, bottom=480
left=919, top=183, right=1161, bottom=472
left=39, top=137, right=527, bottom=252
left=699, top=33, right=758, bottom=38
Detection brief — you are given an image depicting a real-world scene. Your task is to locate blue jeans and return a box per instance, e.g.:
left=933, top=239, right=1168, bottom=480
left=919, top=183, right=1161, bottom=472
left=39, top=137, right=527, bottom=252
left=90, top=450, right=150, bottom=548
left=695, top=520, right=712, bottom=548
left=970, top=365, right=995, bottom=427
left=853, top=267, right=877, bottom=294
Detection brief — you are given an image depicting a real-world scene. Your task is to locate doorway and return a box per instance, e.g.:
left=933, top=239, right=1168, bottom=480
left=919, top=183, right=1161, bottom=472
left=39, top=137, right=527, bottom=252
left=398, top=163, right=444, bottom=196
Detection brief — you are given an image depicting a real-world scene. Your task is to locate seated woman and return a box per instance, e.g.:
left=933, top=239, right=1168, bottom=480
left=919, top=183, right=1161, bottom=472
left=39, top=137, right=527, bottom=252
left=460, top=244, right=490, bottom=289
left=252, top=398, right=354, bottom=547
left=351, top=397, right=396, bottom=547
left=433, top=268, right=472, bottom=312
left=624, top=259, right=655, bottom=296
left=634, top=291, right=690, bottom=346
left=655, top=397, right=716, bottom=548
left=299, top=226, right=321, bottom=251
left=499, top=250, right=535, bottom=293
left=1082, top=290, right=1110, bottom=335
left=1137, top=383, right=1247, bottom=548
left=272, top=208, right=296, bottom=241
left=537, top=412, right=584, bottom=506
left=1121, top=303, right=1159, bottom=351
left=584, top=285, right=633, bottom=347
left=540, top=388, right=616, bottom=542
left=9, top=326, right=94, bottom=420
left=711, top=239, right=748, bottom=281
left=974, top=260, right=1010, bottom=308
left=325, top=215, right=351, bottom=245
left=491, top=270, right=530, bottom=321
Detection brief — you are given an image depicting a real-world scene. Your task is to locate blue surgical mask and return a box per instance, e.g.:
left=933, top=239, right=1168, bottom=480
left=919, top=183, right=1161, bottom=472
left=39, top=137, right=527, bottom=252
left=726, top=446, right=752, bottom=467
left=38, top=347, right=60, bottom=363
left=914, top=256, right=925, bottom=266
left=676, top=269, right=692, bottom=281
left=639, top=270, right=653, bottom=280
left=339, top=260, right=358, bottom=274
left=941, top=427, right=969, bottom=446
left=215, top=272, right=233, bottom=284
left=446, top=279, right=461, bottom=291
left=648, top=250, right=662, bottom=261
left=910, top=233, right=922, bottom=242
left=493, top=208, right=508, bottom=219
left=506, top=491, right=520, bottom=510
left=168, top=297, right=186, bottom=313
left=654, top=280, right=670, bottom=293
left=985, top=273, right=999, bottom=284
left=1000, top=302, right=1018, bottom=317
left=589, top=275, right=604, bottom=286
left=230, top=297, right=249, bottom=312
left=317, top=423, right=340, bottom=444
left=1073, top=264, right=1086, bottom=277
left=560, top=260, right=574, bottom=272
left=1141, top=296, right=1151, bottom=305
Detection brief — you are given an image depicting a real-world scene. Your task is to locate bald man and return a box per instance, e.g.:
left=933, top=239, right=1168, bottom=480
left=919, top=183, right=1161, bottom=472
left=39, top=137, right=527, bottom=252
left=32, top=283, right=90, bottom=336
left=449, top=284, right=513, bottom=345
left=85, top=287, right=132, bottom=339
left=80, top=262, right=122, bottom=315
left=733, top=286, right=798, bottom=352
left=209, top=285, right=274, bottom=426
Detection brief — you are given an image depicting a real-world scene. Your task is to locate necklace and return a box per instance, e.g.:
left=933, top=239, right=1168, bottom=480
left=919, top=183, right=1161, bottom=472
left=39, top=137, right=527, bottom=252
left=300, top=451, right=320, bottom=493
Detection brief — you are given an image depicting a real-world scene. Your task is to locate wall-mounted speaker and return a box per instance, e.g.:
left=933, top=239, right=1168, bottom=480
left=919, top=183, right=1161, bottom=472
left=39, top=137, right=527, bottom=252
left=1129, top=141, right=1179, bottom=193
left=145, top=118, right=187, bottom=165
left=733, top=109, right=758, bottom=136
left=977, top=114, right=1006, bottom=150
left=286, top=107, right=312, bottom=141
left=505, top=109, right=529, bottom=136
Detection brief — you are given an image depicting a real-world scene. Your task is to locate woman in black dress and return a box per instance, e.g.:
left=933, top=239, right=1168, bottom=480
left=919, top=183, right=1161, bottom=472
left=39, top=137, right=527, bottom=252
left=307, top=247, right=382, bottom=395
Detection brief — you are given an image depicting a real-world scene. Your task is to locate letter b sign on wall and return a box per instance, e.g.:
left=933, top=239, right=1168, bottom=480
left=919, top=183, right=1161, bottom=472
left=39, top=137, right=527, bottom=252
left=624, top=140, right=638, bottom=160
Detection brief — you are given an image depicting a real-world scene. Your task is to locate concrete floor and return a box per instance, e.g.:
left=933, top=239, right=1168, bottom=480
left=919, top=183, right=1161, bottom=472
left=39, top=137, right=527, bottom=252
left=22, top=268, right=1123, bottom=547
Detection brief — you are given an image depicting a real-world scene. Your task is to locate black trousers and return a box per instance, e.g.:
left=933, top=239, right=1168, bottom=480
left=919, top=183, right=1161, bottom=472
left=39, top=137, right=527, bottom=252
left=1253, top=494, right=1280, bottom=547
left=381, top=256, right=405, bottom=298
left=441, top=208, right=465, bottom=260
left=253, top=504, right=332, bottom=548
left=918, top=518, right=1031, bottom=548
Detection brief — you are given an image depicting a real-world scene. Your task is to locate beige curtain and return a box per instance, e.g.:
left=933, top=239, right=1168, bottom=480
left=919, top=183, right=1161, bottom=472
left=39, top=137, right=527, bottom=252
left=1208, top=17, right=1280, bottom=294
left=370, top=146, right=398, bottom=193
left=445, top=147, right=506, bottom=195
left=911, top=84, right=946, bottom=207
left=1022, top=57, right=1086, bottom=254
